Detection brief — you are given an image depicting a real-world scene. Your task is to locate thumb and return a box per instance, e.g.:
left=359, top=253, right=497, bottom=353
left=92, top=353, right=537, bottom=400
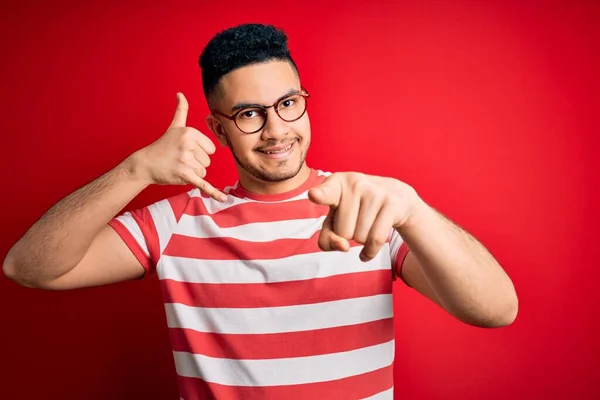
left=308, top=176, right=342, bottom=208
left=318, top=207, right=350, bottom=252
left=169, top=92, right=189, bottom=128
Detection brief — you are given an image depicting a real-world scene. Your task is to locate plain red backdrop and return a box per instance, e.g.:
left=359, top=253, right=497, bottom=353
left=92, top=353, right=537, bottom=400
left=1, top=0, right=598, bottom=398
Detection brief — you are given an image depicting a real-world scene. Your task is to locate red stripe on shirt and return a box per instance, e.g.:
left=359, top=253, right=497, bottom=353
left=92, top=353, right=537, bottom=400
left=394, top=242, right=411, bottom=284
left=160, top=269, right=392, bottom=309
left=169, top=191, right=192, bottom=222
left=107, top=219, right=153, bottom=274
left=169, top=318, right=394, bottom=360
left=186, top=197, right=330, bottom=227
left=163, top=231, right=363, bottom=261
left=130, top=207, right=161, bottom=268
left=177, top=364, right=393, bottom=400
left=228, top=169, right=326, bottom=202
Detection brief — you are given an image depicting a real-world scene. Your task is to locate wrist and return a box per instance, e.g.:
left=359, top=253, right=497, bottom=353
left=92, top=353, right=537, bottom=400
left=395, top=188, right=431, bottom=233
left=121, top=151, right=153, bottom=186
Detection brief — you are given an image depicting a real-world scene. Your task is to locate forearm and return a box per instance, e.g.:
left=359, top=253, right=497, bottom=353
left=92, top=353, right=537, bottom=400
left=4, top=154, right=149, bottom=284
left=398, top=199, right=518, bottom=327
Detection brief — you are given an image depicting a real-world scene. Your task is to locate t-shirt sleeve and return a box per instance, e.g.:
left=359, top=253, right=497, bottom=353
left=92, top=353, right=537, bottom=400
left=108, top=190, right=192, bottom=278
left=388, top=229, right=411, bottom=285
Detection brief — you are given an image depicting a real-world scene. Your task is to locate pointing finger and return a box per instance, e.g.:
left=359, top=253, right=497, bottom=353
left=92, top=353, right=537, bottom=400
left=318, top=207, right=350, bottom=252
left=170, top=92, right=189, bottom=129
left=308, top=175, right=343, bottom=208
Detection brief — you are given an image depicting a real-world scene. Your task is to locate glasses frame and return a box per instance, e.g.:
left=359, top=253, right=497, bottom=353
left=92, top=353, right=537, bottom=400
left=211, top=87, right=310, bottom=134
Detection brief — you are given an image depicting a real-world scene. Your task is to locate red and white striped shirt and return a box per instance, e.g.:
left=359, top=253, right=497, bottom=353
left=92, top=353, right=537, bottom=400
left=109, top=168, right=409, bottom=400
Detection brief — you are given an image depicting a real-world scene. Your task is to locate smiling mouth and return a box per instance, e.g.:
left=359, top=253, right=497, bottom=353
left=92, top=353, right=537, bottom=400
left=257, top=141, right=295, bottom=154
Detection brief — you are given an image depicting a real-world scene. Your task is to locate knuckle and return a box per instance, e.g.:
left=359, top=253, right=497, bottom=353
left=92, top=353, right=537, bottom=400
left=334, top=223, right=351, bottom=240
left=371, top=235, right=387, bottom=248
left=177, top=154, right=189, bottom=165
left=196, top=180, right=207, bottom=191
left=181, top=127, right=197, bottom=141
left=349, top=174, right=370, bottom=192
left=182, top=141, right=196, bottom=152
left=374, top=191, right=388, bottom=204
left=339, top=231, right=353, bottom=241
left=176, top=166, right=189, bottom=178
left=174, top=175, right=188, bottom=185
left=354, top=234, right=367, bottom=245
left=348, top=172, right=365, bottom=181
left=168, top=125, right=183, bottom=133
left=353, top=180, right=368, bottom=192
left=183, top=143, right=198, bottom=154
left=385, top=192, right=403, bottom=209
left=345, top=172, right=360, bottom=185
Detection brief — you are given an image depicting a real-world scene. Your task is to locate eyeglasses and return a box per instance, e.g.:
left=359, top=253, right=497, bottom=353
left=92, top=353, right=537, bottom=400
left=212, top=87, right=310, bottom=134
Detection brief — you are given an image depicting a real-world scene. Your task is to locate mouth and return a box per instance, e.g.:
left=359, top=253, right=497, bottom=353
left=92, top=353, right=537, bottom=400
left=256, top=140, right=297, bottom=158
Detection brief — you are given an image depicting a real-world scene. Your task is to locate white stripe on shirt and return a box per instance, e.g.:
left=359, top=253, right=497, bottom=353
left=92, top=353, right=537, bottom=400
left=173, top=339, right=395, bottom=387
left=165, top=293, right=393, bottom=334
left=157, top=245, right=391, bottom=284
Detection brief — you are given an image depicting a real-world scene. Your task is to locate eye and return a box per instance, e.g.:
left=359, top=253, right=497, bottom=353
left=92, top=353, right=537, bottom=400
left=239, top=108, right=262, bottom=119
left=279, top=97, right=297, bottom=109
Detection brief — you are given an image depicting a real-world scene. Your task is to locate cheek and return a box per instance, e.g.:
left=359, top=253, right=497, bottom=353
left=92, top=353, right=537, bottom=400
left=294, top=117, right=311, bottom=140
left=230, top=135, right=258, bottom=156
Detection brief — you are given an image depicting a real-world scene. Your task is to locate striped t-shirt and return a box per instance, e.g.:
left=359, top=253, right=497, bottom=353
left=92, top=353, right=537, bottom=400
left=109, top=168, right=410, bottom=400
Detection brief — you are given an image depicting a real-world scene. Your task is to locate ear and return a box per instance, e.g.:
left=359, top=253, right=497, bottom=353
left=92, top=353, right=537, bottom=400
left=206, top=114, right=229, bottom=147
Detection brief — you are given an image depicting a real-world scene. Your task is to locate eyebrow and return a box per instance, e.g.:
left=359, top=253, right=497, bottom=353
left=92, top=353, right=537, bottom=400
left=230, top=88, right=301, bottom=113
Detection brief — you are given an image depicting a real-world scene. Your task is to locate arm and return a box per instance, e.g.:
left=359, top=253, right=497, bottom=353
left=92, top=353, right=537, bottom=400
left=399, top=201, right=518, bottom=328
left=308, top=172, right=518, bottom=329
left=2, top=160, right=149, bottom=289
left=2, top=92, right=224, bottom=290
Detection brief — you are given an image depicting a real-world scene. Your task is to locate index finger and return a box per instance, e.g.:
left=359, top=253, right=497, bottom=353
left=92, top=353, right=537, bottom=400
left=308, top=175, right=343, bottom=208
left=318, top=207, right=350, bottom=252
left=169, top=92, right=189, bottom=129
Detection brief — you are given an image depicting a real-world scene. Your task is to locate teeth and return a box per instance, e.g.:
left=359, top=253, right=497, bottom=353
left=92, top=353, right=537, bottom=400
left=265, top=143, right=293, bottom=154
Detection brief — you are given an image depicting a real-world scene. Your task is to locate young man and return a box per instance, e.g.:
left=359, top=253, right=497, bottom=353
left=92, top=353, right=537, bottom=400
left=3, top=24, right=517, bottom=399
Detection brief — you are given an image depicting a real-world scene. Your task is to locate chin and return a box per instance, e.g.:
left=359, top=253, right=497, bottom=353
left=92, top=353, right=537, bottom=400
left=255, top=163, right=303, bottom=183
left=250, top=154, right=306, bottom=182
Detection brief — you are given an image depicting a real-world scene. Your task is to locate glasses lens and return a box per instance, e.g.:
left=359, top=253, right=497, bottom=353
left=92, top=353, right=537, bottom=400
left=235, top=108, right=266, bottom=133
left=277, top=94, right=307, bottom=122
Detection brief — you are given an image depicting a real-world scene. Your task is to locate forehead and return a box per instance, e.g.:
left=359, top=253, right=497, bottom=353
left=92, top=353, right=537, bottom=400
left=217, top=60, right=300, bottom=108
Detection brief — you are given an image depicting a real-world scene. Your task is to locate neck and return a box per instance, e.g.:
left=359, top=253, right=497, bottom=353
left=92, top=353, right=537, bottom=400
left=237, top=164, right=312, bottom=195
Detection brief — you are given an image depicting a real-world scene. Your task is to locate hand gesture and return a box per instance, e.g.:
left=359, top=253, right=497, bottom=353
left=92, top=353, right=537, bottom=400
left=135, top=93, right=226, bottom=202
left=308, top=173, right=421, bottom=261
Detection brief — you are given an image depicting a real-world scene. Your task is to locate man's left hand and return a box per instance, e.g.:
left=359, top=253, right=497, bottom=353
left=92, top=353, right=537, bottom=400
left=308, top=172, right=423, bottom=262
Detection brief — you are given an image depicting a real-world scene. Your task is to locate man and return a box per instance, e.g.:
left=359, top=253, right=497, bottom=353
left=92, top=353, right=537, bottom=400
left=3, top=24, right=517, bottom=399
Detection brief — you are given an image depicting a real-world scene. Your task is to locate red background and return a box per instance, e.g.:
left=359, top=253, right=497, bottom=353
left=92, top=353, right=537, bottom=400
left=1, top=0, right=598, bottom=398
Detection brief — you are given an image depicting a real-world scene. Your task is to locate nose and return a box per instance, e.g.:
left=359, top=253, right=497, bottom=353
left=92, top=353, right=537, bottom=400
left=260, top=107, right=289, bottom=141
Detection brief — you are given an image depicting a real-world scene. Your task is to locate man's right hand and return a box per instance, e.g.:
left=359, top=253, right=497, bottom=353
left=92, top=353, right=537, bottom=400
left=132, top=92, right=227, bottom=202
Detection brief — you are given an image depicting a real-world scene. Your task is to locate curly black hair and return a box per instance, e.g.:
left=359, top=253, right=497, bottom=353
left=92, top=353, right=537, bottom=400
left=199, top=23, right=299, bottom=102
